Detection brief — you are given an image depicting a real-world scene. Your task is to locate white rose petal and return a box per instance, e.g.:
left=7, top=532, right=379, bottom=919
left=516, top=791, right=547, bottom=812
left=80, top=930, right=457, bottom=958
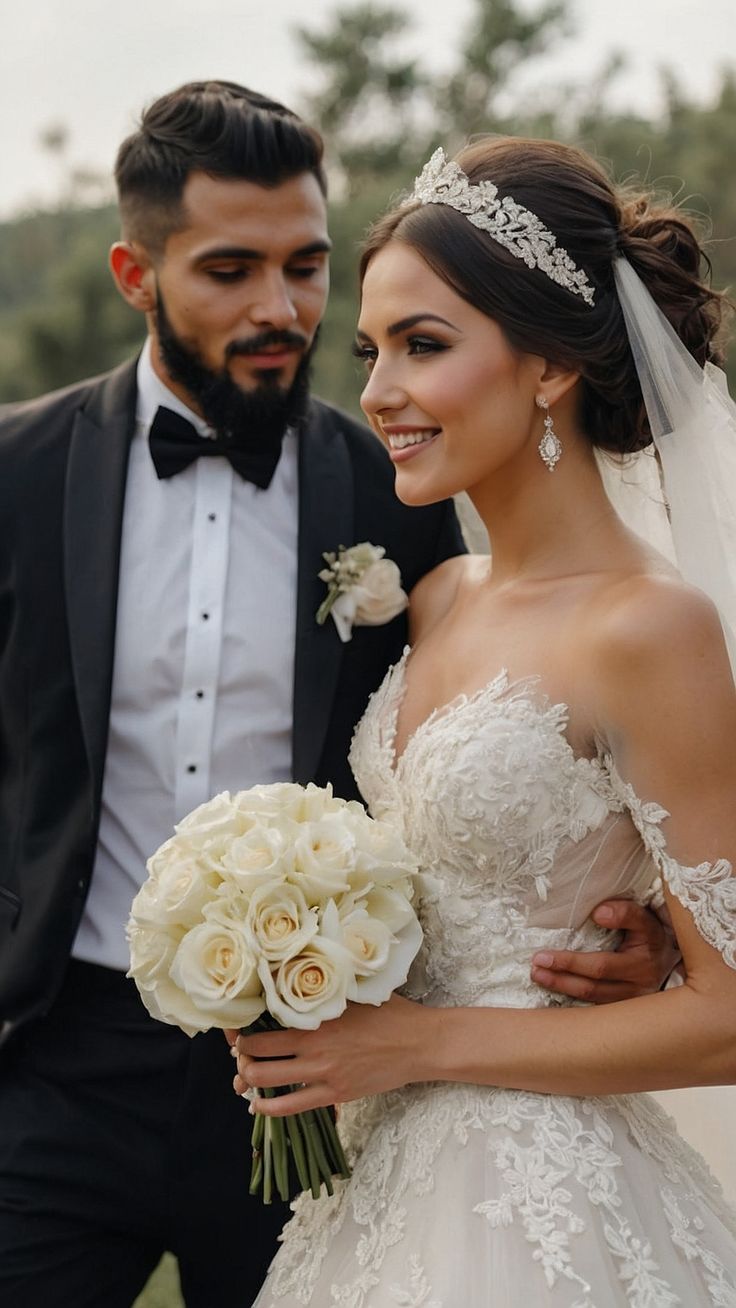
left=338, top=908, right=394, bottom=975
left=344, top=884, right=417, bottom=935
left=258, top=934, right=352, bottom=1029
left=202, top=882, right=249, bottom=928
left=319, top=896, right=421, bottom=1004
left=127, top=922, right=183, bottom=987
left=174, top=791, right=252, bottom=846
left=131, top=847, right=219, bottom=928
left=295, top=782, right=344, bottom=823
left=169, top=922, right=265, bottom=1028
left=245, top=881, right=319, bottom=962
left=232, top=782, right=306, bottom=820
left=291, top=816, right=356, bottom=901
left=221, top=825, right=293, bottom=887
left=134, top=975, right=230, bottom=1037
left=352, top=559, right=408, bottom=626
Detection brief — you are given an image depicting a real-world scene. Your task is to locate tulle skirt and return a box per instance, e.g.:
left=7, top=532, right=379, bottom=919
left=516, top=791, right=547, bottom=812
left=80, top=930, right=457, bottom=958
left=252, top=1082, right=736, bottom=1308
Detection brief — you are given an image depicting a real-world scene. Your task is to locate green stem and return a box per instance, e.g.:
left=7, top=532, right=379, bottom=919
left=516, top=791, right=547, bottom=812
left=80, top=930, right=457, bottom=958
left=285, top=1108, right=310, bottom=1193
left=271, top=1113, right=290, bottom=1203
left=263, top=1116, right=273, bottom=1206
left=316, top=1105, right=351, bottom=1178
left=302, top=1109, right=335, bottom=1195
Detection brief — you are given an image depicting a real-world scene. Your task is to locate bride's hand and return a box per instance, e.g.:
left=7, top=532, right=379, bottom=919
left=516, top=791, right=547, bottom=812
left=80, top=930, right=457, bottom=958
left=232, top=993, right=433, bottom=1115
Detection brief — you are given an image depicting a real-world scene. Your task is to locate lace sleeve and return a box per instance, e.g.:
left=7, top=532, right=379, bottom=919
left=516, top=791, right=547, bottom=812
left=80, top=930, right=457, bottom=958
left=606, top=760, right=736, bottom=971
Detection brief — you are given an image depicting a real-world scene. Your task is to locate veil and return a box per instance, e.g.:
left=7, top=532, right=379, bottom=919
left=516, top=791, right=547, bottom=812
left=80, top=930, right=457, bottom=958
left=595, top=257, right=736, bottom=680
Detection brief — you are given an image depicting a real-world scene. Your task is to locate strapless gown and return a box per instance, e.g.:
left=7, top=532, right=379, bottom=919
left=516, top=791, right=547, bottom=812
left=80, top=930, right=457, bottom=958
left=253, top=651, right=736, bottom=1307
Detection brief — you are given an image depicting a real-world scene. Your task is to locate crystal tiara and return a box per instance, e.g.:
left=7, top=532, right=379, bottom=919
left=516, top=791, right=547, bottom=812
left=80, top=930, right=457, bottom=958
left=404, top=148, right=596, bottom=307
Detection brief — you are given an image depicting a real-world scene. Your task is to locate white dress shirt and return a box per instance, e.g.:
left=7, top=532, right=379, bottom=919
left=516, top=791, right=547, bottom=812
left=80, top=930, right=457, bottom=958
left=73, top=340, right=299, bottom=969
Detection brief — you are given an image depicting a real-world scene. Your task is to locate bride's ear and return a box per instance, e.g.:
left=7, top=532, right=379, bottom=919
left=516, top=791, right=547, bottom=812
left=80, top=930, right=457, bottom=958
left=537, top=360, right=581, bottom=408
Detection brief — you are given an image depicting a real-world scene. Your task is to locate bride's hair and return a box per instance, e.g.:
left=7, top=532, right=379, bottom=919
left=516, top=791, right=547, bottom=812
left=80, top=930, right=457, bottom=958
left=359, top=137, right=729, bottom=454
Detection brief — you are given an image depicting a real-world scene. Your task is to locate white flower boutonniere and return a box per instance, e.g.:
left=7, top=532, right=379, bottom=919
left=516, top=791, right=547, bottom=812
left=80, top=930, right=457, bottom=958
left=316, top=542, right=409, bottom=643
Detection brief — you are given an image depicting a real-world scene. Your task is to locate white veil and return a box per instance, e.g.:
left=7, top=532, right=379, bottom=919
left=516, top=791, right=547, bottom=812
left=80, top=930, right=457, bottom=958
left=596, top=257, right=736, bottom=679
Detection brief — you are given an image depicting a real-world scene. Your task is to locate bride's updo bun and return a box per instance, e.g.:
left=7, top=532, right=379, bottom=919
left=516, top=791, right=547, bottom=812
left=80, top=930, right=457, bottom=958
left=360, top=137, right=729, bottom=454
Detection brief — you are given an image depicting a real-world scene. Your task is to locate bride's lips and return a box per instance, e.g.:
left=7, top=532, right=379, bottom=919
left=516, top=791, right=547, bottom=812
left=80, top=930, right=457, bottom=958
left=381, top=425, right=442, bottom=463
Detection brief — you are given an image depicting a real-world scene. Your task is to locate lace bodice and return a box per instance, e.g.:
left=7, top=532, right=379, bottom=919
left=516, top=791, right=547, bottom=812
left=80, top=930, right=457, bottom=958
left=256, top=649, right=736, bottom=1308
left=349, top=648, right=735, bottom=1008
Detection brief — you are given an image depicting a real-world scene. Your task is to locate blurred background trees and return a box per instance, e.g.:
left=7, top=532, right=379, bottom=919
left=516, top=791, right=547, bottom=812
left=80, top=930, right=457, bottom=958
left=1, top=0, right=734, bottom=416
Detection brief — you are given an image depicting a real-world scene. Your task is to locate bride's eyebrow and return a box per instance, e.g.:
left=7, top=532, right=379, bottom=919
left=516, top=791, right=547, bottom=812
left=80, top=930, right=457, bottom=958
left=355, top=313, right=461, bottom=342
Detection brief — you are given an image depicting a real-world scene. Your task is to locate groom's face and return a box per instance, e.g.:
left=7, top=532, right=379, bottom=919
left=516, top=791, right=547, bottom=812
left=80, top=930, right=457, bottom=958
left=145, top=170, right=331, bottom=414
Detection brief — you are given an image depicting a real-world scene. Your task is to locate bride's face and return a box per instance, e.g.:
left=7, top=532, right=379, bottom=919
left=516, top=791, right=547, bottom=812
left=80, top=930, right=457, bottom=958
left=357, top=241, right=544, bottom=506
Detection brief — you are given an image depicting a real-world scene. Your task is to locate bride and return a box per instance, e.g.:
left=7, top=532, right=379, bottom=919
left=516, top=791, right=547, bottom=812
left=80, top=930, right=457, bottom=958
left=239, top=137, right=736, bottom=1305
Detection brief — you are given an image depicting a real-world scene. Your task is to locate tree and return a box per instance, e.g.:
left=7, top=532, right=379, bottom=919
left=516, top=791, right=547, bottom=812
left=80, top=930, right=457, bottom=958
left=296, top=3, right=427, bottom=194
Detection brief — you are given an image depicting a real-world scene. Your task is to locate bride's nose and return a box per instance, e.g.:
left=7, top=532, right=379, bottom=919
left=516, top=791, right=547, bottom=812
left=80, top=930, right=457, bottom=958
left=360, top=362, right=407, bottom=422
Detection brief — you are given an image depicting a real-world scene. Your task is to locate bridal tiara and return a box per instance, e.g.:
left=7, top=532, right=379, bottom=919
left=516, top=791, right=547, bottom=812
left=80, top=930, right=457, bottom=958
left=405, top=148, right=596, bottom=307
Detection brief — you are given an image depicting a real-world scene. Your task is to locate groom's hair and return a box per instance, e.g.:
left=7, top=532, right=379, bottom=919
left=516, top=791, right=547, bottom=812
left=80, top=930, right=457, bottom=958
left=114, top=80, right=327, bottom=256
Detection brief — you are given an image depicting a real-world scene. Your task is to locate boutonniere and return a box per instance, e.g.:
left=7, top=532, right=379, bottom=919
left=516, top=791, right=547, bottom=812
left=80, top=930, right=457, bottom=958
left=316, top=542, right=409, bottom=643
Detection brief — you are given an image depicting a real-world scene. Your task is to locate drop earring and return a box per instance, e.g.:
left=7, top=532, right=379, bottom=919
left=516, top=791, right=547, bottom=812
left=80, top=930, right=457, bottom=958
left=536, top=395, right=562, bottom=471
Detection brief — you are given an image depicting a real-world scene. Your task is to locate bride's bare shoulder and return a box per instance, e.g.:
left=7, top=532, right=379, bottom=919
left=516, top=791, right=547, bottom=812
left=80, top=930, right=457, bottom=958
left=408, top=554, right=485, bottom=644
left=586, top=570, right=733, bottom=720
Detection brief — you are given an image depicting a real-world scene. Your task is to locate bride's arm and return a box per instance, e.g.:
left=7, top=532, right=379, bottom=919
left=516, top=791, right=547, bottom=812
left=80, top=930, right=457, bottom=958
left=235, top=579, right=736, bottom=1110
left=425, top=579, right=736, bottom=1096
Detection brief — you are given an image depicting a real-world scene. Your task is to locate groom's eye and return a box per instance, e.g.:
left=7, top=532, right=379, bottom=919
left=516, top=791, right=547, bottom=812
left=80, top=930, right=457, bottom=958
left=206, top=267, right=248, bottom=282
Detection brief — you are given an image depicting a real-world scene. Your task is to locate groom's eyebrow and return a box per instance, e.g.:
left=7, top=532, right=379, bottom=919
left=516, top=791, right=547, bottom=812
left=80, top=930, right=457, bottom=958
left=386, top=313, right=460, bottom=336
left=194, top=241, right=332, bottom=262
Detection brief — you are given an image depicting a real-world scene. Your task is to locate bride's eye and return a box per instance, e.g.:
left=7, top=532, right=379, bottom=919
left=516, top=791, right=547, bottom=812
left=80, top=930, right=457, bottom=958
left=352, top=341, right=377, bottom=370
left=406, top=335, right=446, bottom=356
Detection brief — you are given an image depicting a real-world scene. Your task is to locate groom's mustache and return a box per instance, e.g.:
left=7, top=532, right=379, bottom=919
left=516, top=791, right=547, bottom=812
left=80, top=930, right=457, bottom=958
left=225, top=329, right=309, bottom=359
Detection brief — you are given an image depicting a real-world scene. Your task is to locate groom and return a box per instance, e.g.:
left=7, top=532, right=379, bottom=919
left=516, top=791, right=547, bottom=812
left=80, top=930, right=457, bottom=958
left=0, top=81, right=676, bottom=1307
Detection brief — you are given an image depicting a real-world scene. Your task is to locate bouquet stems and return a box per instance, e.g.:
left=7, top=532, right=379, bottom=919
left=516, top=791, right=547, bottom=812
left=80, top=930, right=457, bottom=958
left=242, top=1016, right=351, bottom=1204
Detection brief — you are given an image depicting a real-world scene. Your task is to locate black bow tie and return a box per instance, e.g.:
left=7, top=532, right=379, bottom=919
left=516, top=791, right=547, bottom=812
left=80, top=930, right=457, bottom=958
left=148, top=406, right=282, bottom=488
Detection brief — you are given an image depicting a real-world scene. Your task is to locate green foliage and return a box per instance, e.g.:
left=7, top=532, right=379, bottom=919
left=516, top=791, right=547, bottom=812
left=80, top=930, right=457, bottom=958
left=1, top=0, right=733, bottom=415
left=0, top=204, right=143, bottom=403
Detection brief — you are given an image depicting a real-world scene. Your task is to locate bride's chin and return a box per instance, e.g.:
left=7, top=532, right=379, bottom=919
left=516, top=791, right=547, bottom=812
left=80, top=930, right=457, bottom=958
left=393, top=479, right=446, bottom=508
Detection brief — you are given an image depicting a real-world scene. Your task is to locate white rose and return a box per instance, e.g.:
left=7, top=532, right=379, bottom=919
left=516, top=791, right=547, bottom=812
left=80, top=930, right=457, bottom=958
left=245, top=881, right=319, bottom=962
left=220, top=824, right=293, bottom=888
left=202, top=881, right=249, bottom=928
left=322, top=897, right=422, bottom=1004
left=169, top=922, right=265, bottom=1028
left=347, top=814, right=418, bottom=890
left=291, top=815, right=355, bottom=901
left=127, top=922, right=183, bottom=987
left=293, top=782, right=344, bottom=823
left=132, top=844, right=219, bottom=928
left=174, top=791, right=252, bottom=846
left=258, top=933, right=351, bottom=1029
left=348, top=884, right=418, bottom=934
left=134, top=975, right=217, bottom=1037
left=351, top=558, right=408, bottom=626
left=232, top=782, right=306, bottom=820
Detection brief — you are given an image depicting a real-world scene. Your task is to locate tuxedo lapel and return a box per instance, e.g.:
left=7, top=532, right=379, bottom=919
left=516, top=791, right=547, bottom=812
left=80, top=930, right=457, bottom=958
left=63, top=361, right=137, bottom=799
left=292, top=403, right=354, bottom=784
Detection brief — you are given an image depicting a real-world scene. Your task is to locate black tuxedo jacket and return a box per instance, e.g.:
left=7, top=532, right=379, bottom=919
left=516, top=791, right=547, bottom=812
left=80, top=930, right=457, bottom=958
left=0, top=360, right=464, bottom=1046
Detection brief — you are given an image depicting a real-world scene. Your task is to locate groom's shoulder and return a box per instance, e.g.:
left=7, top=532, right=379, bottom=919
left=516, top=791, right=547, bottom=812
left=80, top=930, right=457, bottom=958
left=0, top=358, right=138, bottom=447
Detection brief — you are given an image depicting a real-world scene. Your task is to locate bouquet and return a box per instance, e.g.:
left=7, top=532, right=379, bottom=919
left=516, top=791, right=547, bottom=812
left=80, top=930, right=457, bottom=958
left=127, top=782, right=421, bottom=1204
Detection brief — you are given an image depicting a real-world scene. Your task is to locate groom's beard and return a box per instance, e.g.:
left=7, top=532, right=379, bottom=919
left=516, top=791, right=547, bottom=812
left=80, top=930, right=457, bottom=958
left=154, top=289, right=317, bottom=445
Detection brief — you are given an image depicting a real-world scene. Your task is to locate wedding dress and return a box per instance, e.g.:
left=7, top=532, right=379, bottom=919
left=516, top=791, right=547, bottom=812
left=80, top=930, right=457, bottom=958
left=253, top=649, right=736, bottom=1307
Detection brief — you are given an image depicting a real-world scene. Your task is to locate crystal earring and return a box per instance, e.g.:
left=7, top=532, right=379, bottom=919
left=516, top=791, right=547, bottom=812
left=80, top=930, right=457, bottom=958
left=536, top=395, right=562, bottom=471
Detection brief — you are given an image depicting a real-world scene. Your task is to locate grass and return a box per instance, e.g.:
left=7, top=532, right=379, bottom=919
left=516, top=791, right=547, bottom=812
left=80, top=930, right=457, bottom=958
left=133, top=1254, right=185, bottom=1308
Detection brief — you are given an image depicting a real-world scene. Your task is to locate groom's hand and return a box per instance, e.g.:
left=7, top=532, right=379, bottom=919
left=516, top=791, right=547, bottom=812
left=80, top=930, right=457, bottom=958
left=530, top=899, right=681, bottom=1004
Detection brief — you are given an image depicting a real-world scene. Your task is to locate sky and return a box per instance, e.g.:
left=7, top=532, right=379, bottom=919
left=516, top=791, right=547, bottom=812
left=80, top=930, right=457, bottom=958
left=1, top=0, right=734, bottom=219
